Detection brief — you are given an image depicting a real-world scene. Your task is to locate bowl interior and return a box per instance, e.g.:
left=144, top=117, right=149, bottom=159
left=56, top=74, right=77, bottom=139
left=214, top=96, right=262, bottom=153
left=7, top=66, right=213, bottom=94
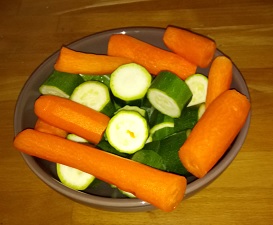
left=14, top=27, right=251, bottom=212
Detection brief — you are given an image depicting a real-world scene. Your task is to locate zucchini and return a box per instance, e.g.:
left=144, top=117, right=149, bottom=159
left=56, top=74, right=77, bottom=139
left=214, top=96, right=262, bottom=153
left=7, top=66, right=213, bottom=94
left=155, top=131, right=189, bottom=176
left=39, top=70, right=84, bottom=98
left=147, top=71, right=192, bottom=118
left=118, top=190, right=136, bottom=198
left=80, top=74, right=111, bottom=88
left=70, top=81, right=115, bottom=117
left=66, top=133, right=88, bottom=143
left=131, top=149, right=167, bottom=170
left=105, top=110, right=149, bottom=154
left=141, top=97, right=159, bottom=127
left=174, top=105, right=199, bottom=132
left=110, top=63, right=152, bottom=101
left=198, top=103, right=206, bottom=119
left=115, top=105, right=146, bottom=117
left=149, top=112, right=175, bottom=141
left=96, top=140, right=130, bottom=158
left=185, top=73, right=208, bottom=107
left=56, top=163, right=95, bottom=190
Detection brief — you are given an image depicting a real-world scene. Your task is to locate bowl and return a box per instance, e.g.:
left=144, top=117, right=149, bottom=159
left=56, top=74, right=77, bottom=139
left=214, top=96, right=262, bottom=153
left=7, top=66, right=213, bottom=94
left=14, top=27, right=251, bottom=212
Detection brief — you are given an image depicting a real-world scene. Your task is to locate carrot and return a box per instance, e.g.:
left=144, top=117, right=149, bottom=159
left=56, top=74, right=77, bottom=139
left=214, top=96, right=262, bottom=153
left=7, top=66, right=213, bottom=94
left=205, top=56, right=233, bottom=108
left=107, top=34, right=197, bottom=80
left=54, top=46, right=133, bottom=75
left=34, top=95, right=110, bottom=145
left=14, top=129, right=187, bottom=212
left=34, top=118, right=68, bottom=138
left=179, top=89, right=250, bottom=178
left=163, top=26, right=216, bottom=68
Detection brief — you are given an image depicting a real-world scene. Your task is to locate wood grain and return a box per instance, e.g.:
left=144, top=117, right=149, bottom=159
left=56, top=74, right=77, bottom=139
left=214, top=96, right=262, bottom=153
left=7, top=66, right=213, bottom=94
left=1, top=0, right=273, bottom=224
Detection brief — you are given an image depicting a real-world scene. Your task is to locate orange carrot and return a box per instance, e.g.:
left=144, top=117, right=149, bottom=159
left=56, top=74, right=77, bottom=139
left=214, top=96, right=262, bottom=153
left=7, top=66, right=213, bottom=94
left=163, top=26, right=216, bottom=68
left=14, top=129, right=187, bottom=212
left=205, top=56, right=233, bottom=108
left=34, top=118, right=68, bottom=138
left=54, top=46, right=133, bottom=75
left=34, top=95, right=110, bottom=145
left=179, top=89, right=250, bottom=178
left=107, top=34, right=197, bottom=80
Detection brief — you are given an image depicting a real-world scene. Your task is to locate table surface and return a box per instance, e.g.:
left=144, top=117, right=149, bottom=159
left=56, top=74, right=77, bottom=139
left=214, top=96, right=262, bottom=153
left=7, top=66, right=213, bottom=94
left=1, top=0, right=273, bottom=224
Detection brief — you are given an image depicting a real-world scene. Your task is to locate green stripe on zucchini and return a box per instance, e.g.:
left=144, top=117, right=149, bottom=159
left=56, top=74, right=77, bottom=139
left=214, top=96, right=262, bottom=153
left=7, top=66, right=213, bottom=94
left=39, top=70, right=84, bottom=98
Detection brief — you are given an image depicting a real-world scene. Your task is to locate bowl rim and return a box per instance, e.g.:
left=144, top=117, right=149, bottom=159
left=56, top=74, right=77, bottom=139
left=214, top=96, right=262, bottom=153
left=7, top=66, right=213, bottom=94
left=14, top=26, right=251, bottom=211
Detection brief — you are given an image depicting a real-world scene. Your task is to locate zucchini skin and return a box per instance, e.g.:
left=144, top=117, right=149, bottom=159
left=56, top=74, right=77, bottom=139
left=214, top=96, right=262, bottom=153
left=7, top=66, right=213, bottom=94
left=147, top=71, right=192, bottom=118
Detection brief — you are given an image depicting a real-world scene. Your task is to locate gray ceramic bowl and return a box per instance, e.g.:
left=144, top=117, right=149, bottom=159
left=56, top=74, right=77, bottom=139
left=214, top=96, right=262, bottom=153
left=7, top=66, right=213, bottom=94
left=14, top=27, right=251, bottom=212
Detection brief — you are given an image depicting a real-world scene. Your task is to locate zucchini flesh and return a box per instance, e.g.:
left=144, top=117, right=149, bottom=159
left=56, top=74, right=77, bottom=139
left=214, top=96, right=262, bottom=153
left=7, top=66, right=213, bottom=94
left=66, top=133, right=88, bottom=143
left=57, top=163, right=95, bottom=190
left=110, top=63, right=152, bottom=101
left=70, top=81, right=115, bottom=117
left=147, top=71, right=192, bottom=118
left=198, top=103, right=206, bottom=119
left=185, top=73, right=208, bottom=107
left=106, top=110, right=149, bottom=154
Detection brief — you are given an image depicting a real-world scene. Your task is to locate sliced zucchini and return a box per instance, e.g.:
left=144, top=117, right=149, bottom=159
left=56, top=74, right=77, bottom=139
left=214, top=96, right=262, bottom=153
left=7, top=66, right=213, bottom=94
left=198, top=103, right=206, bottom=119
left=56, top=163, right=95, bottom=190
left=110, top=63, right=152, bottom=101
left=131, top=149, right=167, bottom=171
left=147, top=71, right=192, bottom=118
left=66, top=133, right=88, bottom=143
left=185, top=73, right=208, bottom=107
left=115, top=105, right=146, bottom=117
left=39, top=70, right=84, bottom=98
left=96, top=140, right=130, bottom=158
left=174, top=105, right=199, bottom=132
left=70, top=81, right=115, bottom=117
left=118, top=189, right=136, bottom=198
left=186, top=129, right=192, bottom=137
left=156, top=131, right=189, bottom=176
left=141, top=97, right=159, bottom=127
left=80, top=74, right=111, bottom=88
left=149, top=112, right=175, bottom=141
left=106, top=110, right=149, bottom=154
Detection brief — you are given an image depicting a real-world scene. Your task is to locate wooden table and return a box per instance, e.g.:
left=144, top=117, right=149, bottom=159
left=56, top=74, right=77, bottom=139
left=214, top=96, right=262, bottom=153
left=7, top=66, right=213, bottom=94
left=1, top=0, right=273, bottom=224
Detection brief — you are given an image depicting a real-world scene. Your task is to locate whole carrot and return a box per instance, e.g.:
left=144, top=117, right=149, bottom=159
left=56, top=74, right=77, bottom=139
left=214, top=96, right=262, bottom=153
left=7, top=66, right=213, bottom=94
left=34, top=95, right=110, bottom=145
left=107, top=34, right=197, bottom=80
left=34, top=118, right=68, bottom=138
left=163, top=26, right=216, bottom=68
left=14, top=129, right=187, bottom=212
left=179, top=89, right=250, bottom=178
left=205, top=56, right=233, bottom=108
left=54, top=46, right=133, bottom=75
